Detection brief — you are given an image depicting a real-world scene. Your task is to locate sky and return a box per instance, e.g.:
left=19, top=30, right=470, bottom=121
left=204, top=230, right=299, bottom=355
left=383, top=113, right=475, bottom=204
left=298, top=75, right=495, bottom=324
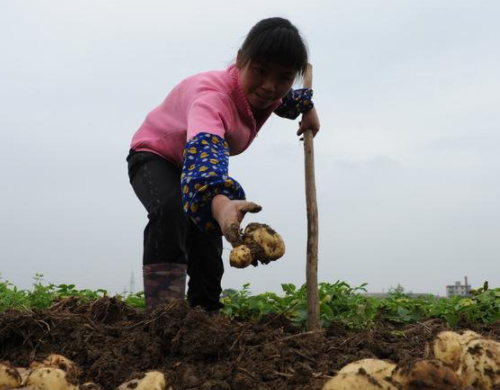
left=1, top=0, right=499, bottom=297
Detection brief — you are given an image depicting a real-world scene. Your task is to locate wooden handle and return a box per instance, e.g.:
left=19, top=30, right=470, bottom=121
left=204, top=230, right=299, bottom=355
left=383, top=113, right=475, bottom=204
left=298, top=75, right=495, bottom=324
left=302, top=63, right=320, bottom=331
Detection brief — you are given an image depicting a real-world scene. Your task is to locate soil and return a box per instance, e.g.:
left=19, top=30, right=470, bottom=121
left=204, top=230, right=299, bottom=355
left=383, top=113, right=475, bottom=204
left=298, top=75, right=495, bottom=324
left=1, top=297, right=499, bottom=390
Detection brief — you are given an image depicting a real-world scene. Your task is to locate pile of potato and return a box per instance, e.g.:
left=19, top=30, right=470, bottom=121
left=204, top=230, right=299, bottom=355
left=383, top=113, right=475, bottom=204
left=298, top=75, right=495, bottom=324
left=0, top=354, right=170, bottom=390
left=322, top=330, right=500, bottom=390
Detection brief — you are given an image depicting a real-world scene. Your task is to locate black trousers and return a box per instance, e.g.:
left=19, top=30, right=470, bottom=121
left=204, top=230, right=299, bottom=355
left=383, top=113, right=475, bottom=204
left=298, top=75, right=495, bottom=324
left=127, top=149, right=224, bottom=310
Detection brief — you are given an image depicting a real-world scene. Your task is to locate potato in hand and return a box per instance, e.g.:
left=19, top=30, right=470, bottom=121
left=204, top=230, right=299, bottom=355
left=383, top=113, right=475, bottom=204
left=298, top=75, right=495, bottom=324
left=229, top=223, right=285, bottom=268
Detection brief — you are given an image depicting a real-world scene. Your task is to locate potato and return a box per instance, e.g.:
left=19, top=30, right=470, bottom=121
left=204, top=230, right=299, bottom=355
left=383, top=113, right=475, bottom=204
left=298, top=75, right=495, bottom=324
left=25, top=367, right=79, bottom=390
left=432, top=330, right=481, bottom=369
left=229, top=245, right=253, bottom=268
left=243, top=223, right=285, bottom=264
left=116, top=371, right=167, bottom=390
left=461, top=330, right=483, bottom=341
left=0, top=362, right=22, bottom=390
left=322, top=372, right=398, bottom=390
left=457, top=338, right=500, bottom=389
left=338, top=358, right=395, bottom=380
left=391, top=358, right=460, bottom=390
left=31, top=354, right=81, bottom=378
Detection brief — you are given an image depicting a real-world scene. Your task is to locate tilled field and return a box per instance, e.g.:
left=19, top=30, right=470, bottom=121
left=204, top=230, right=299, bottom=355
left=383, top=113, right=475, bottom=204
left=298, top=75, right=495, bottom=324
left=1, top=297, right=499, bottom=389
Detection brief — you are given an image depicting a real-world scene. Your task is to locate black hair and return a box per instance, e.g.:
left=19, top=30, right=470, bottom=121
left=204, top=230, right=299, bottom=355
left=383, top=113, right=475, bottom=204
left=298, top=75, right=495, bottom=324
left=238, top=17, right=309, bottom=77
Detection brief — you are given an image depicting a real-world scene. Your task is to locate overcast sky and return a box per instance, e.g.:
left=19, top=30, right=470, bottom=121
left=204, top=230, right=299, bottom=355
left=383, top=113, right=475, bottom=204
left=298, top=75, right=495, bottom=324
left=1, top=0, right=499, bottom=297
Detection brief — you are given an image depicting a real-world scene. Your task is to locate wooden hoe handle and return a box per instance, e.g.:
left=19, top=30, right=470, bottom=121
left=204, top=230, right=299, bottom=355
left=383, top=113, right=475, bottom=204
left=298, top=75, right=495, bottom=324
left=302, top=64, right=320, bottom=331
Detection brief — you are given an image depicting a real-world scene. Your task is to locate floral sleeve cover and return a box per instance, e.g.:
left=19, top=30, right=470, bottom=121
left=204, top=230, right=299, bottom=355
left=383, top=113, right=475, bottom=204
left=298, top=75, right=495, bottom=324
left=274, top=88, right=314, bottom=120
left=181, top=132, right=245, bottom=234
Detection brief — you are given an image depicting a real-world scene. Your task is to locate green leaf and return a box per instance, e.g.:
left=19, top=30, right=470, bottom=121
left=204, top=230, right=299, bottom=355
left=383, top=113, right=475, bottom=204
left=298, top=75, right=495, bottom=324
left=281, top=283, right=296, bottom=295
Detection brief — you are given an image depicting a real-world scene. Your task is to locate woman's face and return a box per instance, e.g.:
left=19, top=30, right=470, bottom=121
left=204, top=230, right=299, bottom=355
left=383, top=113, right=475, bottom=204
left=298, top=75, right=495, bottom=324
left=238, top=55, right=297, bottom=111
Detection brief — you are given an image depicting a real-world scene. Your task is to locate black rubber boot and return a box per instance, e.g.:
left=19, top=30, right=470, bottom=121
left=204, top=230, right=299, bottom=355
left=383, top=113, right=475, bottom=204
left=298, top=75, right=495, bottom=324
left=142, top=262, right=187, bottom=313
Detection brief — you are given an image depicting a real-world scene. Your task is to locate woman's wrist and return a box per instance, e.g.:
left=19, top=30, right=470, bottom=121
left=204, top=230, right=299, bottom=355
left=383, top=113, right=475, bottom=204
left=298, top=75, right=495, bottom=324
left=211, top=194, right=231, bottom=223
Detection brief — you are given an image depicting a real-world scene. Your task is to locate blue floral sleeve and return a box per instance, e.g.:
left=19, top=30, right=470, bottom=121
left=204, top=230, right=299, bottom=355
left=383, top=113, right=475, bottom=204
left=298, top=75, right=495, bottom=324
left=181, top=132, right=245, bottom=234
left=274, top=88, right=314, bottom=120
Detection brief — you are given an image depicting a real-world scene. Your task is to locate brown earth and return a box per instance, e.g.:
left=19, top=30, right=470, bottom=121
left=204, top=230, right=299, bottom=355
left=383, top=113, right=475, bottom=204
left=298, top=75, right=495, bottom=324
left=1, top=297, right=499, bottom=390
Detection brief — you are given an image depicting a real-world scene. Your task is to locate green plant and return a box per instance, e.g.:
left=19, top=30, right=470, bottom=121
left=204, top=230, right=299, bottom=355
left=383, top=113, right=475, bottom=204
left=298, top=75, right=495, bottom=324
left=0, top=276, right=30, bottom=311
left=220, top=281, right=378, bottom=330
left=2, top=276, right=500, bottom=331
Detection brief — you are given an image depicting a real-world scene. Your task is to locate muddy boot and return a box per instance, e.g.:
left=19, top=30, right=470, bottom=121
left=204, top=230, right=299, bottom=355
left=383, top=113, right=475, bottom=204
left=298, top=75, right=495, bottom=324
left=143, top=262, right=187, bottom=313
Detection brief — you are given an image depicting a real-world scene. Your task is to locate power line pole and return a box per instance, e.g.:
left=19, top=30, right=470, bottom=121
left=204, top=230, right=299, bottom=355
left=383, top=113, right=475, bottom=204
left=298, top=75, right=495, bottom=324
left=129, top=270, right=135, bottom=294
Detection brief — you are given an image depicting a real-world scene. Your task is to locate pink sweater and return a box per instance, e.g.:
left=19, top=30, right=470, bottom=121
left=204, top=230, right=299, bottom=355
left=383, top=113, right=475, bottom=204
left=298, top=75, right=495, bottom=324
left=130, top=64, right=283, bottom=169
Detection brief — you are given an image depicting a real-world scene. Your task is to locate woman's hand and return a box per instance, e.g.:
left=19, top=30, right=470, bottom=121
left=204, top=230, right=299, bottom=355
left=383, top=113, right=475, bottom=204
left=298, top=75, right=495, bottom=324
left=297, top=107, right=320, bottom=138
left=211, top=195, right=261, bottom=246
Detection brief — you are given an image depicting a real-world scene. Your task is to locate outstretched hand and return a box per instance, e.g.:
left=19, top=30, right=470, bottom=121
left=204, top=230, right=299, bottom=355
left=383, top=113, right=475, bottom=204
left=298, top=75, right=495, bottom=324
left=211, top=195, right=262, bottom=246
left=297, top=107, right=320, bottom=138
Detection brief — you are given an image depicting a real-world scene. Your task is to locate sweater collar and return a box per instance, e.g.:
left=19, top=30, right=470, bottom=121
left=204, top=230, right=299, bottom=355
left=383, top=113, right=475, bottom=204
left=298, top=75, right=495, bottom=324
left=227, top=64, right=282, bottom=131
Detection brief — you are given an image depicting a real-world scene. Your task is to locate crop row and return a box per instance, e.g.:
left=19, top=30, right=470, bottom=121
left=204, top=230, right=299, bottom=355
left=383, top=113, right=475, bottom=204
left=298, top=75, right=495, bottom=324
left=1, top=274, right=499, bottom=330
